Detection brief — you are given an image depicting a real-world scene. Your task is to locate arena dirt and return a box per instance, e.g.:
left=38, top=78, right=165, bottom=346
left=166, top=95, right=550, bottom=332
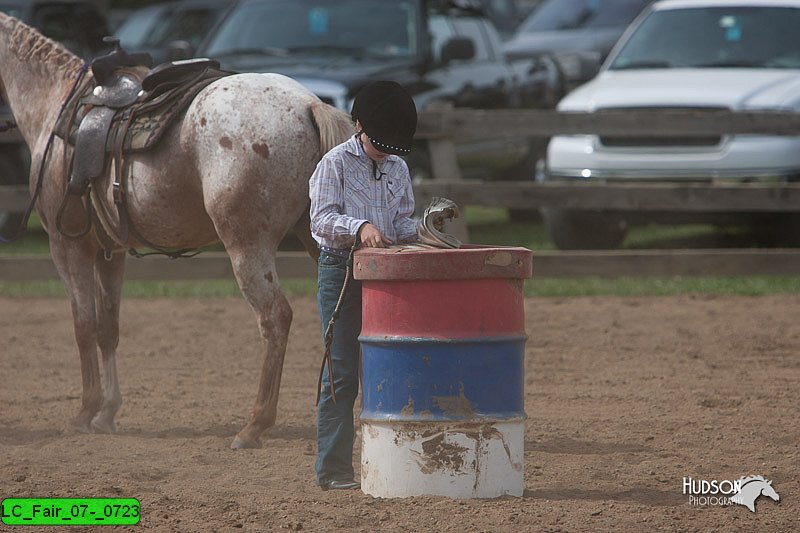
left=1, top=294, right=797, bottom=531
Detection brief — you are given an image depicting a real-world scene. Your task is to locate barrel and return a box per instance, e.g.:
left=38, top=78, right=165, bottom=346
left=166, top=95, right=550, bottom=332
left=355, top=245, right=533, bottom=498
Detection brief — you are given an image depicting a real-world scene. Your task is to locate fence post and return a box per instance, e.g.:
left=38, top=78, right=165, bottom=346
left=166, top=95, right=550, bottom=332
left=424, top=102, right=470, bottom=243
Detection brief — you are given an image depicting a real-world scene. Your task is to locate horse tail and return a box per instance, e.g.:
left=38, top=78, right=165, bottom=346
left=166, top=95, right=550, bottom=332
left=292, top=204, right=320, bottom=263
left=292, top=101, right=351, bottom=262
left=308, top=99, right=354, bottom=158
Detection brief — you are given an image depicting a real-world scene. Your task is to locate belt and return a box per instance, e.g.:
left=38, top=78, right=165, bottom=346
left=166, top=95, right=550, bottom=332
left=319, top=246, right=350, bottom=258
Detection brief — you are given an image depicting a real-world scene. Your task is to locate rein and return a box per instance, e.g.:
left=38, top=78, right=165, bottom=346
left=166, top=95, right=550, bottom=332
left=315, top=235, right=362, bottom=406
left=0, top=63, right=91, bottom=244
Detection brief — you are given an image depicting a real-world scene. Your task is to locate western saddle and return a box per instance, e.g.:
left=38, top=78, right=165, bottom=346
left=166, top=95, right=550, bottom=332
left=54, top=37, right=232, bottom=255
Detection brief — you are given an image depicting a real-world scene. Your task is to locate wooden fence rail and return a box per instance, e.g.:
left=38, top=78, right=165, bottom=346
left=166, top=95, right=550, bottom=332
left=5, top=180, right=800, bottom=214
left=415, top=108, right=800, bottom=139
left=413, top=181, right=800, bottom=212
left=4, top=249, right=800, bottom=281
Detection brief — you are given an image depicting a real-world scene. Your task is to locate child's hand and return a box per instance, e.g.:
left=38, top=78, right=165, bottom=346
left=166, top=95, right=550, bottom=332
left=358, top=223, right=393, bottom=248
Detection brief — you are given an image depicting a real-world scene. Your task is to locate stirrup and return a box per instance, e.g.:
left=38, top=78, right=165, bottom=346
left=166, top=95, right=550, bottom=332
left=66, top=175, right=90, bottom=196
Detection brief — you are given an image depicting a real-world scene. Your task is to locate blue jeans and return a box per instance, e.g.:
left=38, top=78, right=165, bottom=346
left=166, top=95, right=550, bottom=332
left=315, top=252, right=362, bottom=485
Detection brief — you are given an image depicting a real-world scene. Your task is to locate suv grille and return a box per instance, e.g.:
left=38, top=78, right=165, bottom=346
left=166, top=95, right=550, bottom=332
left=600, top=136, right=722, bottom=147
left=598, top=107, right=725, bottom=148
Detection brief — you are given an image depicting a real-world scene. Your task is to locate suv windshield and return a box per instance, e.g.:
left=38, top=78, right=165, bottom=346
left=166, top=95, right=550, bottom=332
left=203, top=0, right=418, bottom=60
left=116, top=4, right=227, bottom=50
left=519, top=0, right=650, bottom=32
left=610, top=7, right=800, bottom=70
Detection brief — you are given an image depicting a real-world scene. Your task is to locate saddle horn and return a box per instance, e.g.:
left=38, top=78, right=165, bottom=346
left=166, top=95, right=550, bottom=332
left=91, top=36, right=153, bottom=87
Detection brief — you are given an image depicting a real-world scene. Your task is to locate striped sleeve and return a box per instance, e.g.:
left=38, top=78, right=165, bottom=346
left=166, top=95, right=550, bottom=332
left=394, top=166, right=420, bottom=244
left=310, top=156, right=368, bottom=248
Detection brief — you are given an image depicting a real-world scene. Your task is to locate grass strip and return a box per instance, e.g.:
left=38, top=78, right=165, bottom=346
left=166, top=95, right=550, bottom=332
left=2, top=276, right=799, bottom=299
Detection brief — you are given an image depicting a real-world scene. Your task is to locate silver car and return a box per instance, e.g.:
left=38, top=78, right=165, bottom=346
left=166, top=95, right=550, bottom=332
left=543, top=0, right=800, bottom=249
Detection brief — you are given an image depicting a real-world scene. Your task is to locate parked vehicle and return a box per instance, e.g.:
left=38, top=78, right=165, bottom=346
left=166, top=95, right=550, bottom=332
left=543, top=0, right=800, bottom=249
left=0, top=0, right=110, bottom=60
left=504, top=0, right=653, bottom=90
left=0, top=0, right=110, bottom=237
left=114, top=0, right=233, bottom=66
left=193, top=0, right=554, bottom=183
left=445, top=0, right=527, bottom=39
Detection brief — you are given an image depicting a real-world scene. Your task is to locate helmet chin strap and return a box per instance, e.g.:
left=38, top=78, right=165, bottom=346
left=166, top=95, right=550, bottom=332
left=372, top=160, right=386, bottom=181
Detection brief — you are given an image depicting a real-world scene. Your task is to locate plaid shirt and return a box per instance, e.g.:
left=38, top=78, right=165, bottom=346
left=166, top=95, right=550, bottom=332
left=310, top=135, right=418, bottom=250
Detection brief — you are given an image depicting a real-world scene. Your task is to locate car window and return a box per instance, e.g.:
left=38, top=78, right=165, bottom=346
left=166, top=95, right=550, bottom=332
left=520, top=0, right=650, bottom=32
left=480, top=0, right=521, bottom=34
left=204, top=0, right=418, bottom=59
left=115, top=6, right=164, bottom=48
left=144, top=7, right=224, bottom=48
left=609, top=6, right=800, bottom=70
left=479, top=17, right=506, bottom=59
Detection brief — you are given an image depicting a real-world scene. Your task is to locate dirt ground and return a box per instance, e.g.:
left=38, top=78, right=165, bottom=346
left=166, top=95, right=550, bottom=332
left=1, top=293, right=798, bottom=532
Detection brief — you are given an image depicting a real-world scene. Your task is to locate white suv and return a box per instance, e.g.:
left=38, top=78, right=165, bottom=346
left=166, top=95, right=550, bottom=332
left=543, top=0, right=800, bottom=249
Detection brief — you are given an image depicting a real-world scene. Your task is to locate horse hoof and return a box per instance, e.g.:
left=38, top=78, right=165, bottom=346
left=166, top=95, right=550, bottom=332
left=90, top=417, right=117, bottom=434
left=73, top=422, right=92, bottom=434
left=231, top=435, right=262, bottom=450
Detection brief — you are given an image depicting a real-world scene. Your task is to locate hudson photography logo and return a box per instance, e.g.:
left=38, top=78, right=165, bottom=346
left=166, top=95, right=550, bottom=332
left=683, top=475, right=780, bottom=512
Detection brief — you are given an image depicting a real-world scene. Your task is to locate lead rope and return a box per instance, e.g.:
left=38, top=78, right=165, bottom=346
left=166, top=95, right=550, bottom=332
left=315, top=235, right=361, bottom=406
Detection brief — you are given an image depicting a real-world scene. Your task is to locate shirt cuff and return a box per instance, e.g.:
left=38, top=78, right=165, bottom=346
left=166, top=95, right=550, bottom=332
left=349, top=218, right=369, bottom=238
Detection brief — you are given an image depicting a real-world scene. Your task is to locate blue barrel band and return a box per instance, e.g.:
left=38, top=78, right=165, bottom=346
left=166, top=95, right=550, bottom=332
left=360, top=337, right=525, bottom=420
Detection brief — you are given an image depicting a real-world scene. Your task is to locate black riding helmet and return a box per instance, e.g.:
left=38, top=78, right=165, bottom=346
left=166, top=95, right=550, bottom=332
left=351, top=81, right=417, bottom=156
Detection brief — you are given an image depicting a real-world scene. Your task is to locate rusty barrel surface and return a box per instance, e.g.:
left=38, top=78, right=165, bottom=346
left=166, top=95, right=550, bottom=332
left=354, top=245, right=533, bottom=498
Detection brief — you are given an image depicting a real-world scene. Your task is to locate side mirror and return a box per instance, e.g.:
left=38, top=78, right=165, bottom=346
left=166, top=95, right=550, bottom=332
left=441, top=37, right=475, bottom=64
left=552, top=51, right=602, bottom=85
left=167, top=40, right=194, bottom=62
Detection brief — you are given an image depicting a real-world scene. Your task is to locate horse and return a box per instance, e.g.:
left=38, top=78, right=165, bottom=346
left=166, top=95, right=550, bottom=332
left=730, top=475, right=780, bottom=513
left=0, top=13, right=354, bottom=449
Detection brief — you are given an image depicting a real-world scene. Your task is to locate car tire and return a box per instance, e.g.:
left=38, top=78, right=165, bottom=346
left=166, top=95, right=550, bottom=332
left=542, top=208, right=628, bottom=250
left=0, top=151, right=27, bottom=239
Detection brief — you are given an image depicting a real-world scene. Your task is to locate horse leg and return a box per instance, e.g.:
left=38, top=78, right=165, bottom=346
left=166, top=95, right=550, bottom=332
left=90, top=250, right=126, bottom=433
left=49, top=237, right=103, bottom=432
left=226, top=246, right=293, bottom=449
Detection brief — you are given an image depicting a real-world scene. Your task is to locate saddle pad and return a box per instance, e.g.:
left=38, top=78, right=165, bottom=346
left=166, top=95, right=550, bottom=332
left=116, top=67, right=231, bottom=152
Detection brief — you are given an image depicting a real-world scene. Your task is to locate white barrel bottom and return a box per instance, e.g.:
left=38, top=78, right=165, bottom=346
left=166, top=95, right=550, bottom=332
left=360, top=419, right=524, bottom=499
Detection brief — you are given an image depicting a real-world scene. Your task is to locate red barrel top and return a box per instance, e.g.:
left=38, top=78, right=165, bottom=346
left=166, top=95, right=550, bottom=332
left=354, top=245, right=533, bottom=281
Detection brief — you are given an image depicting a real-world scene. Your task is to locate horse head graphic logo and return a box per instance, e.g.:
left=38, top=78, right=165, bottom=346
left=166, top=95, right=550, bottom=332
left=730, top=475, right=780, bottom=512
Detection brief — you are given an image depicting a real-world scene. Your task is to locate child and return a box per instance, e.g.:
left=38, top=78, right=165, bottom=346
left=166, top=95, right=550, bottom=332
left=309, top=81, right=418, bottom=490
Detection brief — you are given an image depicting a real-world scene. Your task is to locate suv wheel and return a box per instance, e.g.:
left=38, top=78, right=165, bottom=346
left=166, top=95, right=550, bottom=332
left=543, top=208, right=628, bottom=250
